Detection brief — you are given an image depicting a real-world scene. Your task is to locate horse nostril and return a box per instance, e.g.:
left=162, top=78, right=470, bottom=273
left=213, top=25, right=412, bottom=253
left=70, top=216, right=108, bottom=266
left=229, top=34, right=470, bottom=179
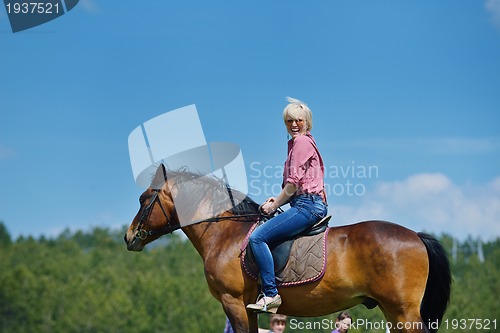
left=123, top=234, right=128, bottom=243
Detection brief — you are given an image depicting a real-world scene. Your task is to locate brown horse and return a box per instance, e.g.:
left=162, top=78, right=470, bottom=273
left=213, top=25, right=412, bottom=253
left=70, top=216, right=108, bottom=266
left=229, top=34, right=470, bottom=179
left=124, top=164, right=451, bottom=333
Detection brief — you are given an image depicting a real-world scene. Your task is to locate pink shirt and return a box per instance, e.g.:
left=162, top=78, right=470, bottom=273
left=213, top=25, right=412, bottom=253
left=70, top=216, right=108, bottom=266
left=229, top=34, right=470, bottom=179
left=283, top=133, right=326, bottom=202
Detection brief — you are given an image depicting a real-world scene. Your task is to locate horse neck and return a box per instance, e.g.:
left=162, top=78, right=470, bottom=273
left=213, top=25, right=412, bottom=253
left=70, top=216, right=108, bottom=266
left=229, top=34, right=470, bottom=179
left=181, top=222, right=222, bottom=259
left=180, top=217, right=250, bottom=260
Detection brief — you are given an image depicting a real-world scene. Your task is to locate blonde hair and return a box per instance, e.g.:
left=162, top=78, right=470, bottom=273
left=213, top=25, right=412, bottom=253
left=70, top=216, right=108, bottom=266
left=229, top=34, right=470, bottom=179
left=283, top=96, right=313, bottom=131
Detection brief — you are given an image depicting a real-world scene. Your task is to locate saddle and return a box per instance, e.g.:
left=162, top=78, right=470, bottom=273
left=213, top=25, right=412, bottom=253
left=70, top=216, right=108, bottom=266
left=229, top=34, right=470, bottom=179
left=241, top=215, right=331, bottom=287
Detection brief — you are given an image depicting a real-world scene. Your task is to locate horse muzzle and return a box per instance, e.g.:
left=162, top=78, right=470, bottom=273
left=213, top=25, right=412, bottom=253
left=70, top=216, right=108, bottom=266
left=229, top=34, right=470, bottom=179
left=124, top=232, right=145, bottom=252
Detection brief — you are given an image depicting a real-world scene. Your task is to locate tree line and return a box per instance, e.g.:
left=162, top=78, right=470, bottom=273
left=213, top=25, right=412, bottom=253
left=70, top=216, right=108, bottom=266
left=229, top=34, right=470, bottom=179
left=0, top=222, right=498, bottom=332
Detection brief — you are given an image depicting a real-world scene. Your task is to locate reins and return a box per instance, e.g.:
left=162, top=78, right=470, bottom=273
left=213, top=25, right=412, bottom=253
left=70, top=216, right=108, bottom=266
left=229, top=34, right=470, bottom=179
left=202, top=213, right=262, bottom=223
left=133, top=169, right=281, bottom=241
left=134, top=189, right=268, bottom=241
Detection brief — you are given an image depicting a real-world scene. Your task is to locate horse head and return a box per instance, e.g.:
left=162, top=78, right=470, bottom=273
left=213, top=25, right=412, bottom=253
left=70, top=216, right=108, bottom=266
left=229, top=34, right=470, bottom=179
left=124, top=164, right=179, bottom=251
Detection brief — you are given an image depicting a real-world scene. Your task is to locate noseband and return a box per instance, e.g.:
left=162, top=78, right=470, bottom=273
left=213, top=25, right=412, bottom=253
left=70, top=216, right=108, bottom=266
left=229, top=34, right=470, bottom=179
left=134, top=189, right=180, bottom=240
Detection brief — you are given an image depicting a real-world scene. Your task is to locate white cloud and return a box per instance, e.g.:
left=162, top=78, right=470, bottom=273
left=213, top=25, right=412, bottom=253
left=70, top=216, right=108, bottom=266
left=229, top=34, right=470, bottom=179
left=422, top=138, right=500, bottom=154
left=486, top=0, right=500, bottom=30
left=332, top=173, right=500, bottom=241
left=334, top=137, right=500, bottom=155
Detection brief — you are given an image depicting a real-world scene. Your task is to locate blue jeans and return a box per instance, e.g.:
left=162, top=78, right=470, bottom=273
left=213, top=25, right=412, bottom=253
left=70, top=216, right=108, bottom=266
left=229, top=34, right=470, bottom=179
left=248, top=194, right=328, bottom=297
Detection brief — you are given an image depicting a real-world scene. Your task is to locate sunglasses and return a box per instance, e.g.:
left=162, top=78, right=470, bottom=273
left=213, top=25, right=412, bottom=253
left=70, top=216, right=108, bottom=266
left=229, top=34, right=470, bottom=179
left=286, top=118, right=305, bottom=125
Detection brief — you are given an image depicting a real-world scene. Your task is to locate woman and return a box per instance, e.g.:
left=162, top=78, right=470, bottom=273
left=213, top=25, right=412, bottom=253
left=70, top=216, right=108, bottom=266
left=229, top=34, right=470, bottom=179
left=247, top=97, right=328, bottom=313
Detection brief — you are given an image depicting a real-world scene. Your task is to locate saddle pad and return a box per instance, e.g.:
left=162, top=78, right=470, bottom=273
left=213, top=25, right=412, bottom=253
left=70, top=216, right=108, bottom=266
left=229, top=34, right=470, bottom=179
left=240, top=227, right=329, bottom=287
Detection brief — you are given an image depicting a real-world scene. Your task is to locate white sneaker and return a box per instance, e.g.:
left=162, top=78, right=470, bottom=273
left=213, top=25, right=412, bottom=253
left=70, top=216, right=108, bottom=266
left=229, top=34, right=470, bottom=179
left=246, top=294, right=282, bottom=313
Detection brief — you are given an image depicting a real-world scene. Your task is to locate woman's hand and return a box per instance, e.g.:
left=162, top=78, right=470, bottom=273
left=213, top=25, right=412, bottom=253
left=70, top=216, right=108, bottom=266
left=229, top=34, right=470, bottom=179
left=260, top=197, right=277, bottom=215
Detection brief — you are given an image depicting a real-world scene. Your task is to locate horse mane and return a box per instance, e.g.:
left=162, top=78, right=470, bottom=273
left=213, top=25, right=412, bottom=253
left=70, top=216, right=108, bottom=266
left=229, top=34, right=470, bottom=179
left=160, top=169, right=260, bottom=219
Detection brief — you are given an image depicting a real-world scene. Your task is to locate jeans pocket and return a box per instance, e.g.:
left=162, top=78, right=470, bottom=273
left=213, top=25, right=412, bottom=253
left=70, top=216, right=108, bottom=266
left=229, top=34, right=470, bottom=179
left=311, top=201, right=327, bottom=220
left=292, top=196, right=308, bottom=209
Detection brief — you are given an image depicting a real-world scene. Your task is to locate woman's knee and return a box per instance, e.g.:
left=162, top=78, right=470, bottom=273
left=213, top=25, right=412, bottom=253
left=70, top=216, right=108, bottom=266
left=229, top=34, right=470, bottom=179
left=248, top=232, right=263, bottom=245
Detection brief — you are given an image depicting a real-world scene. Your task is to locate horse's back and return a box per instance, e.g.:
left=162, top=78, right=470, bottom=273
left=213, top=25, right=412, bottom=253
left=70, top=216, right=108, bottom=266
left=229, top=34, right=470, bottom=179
left=325, top=220, right=429, bottom=297
left=328, top=219, right=423, bottom=249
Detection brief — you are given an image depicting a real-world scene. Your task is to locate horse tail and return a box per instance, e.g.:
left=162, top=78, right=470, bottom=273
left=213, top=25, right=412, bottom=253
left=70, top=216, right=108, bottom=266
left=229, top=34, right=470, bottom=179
left=417, top=232, right=452, bottom=333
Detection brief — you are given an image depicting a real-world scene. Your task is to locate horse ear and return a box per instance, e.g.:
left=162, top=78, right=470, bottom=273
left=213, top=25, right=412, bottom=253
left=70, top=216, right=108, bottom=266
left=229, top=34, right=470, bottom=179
left=151, top=163, right=167, bottom=190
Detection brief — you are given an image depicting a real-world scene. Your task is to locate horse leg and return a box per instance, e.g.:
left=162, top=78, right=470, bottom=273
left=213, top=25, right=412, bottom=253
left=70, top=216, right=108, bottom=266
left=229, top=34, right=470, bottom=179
left=221, top=294, right=258, bottom=333
left=379, top=303, right=430, bottom=333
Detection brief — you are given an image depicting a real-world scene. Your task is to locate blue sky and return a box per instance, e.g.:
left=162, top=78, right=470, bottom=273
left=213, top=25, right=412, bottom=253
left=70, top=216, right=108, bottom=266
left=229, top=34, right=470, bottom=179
left=1, top=0, right=499, bottom=241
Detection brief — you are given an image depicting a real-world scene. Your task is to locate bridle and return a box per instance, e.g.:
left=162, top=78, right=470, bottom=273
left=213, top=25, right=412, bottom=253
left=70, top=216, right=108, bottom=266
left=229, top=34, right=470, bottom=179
left=133, top=187, right=264, bottom=241
left=132, top=170, right=271, bottom=242
left=133, top=188, right=180, bottom=241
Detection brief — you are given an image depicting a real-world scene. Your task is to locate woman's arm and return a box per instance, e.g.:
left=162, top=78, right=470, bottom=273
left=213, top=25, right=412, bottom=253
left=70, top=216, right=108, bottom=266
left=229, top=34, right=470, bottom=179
left=261, top=136, right=315, bottom=215
left=261, top=182, right=297, bottom=215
